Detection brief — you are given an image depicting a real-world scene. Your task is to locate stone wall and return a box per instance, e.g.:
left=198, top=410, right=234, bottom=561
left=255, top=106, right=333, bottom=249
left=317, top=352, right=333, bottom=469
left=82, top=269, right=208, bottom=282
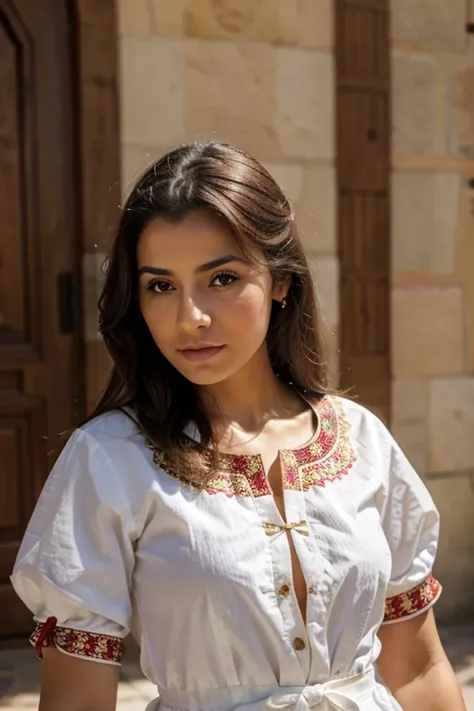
left=117, top=0, right=339, bottom=375
left=390, top=0, right=474, bottom=620
left=115, top=0, right=473, bottom=621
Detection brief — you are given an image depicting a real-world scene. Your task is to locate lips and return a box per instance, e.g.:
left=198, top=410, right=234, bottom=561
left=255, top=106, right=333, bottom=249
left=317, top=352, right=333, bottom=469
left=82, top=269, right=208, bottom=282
left=178, top=345, right=226, bottom=362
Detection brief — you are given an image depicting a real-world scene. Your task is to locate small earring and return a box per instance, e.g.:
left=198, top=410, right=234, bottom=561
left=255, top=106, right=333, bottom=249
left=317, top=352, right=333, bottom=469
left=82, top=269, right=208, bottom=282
left=281, top=297, right=287, bottom=309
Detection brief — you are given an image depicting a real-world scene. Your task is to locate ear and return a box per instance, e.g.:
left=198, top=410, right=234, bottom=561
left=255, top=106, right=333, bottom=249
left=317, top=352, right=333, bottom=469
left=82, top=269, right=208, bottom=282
left=271, top=278, right=291, bottom=304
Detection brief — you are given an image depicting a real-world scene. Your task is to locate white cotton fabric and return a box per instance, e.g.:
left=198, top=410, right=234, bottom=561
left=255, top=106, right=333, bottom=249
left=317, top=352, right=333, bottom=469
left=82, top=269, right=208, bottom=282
left=11, top=397, right=441, bottom=711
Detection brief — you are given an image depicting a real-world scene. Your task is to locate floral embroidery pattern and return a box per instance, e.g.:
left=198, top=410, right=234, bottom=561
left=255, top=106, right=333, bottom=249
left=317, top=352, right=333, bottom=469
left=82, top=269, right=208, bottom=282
left=149, top=396, right=357, bottom=498
left=221, top=453, right=271, bottom=497
left=383, top=574, right=442, bottom=623
left=30, top=617, right=124, bottom=665
left=148, top=446, right=257, bottom=498
left=281, top=397, right=356, bottom=490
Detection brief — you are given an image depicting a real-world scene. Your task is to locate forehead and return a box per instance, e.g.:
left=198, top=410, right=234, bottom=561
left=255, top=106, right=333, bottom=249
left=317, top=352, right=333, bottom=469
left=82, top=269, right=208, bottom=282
left=137, top=211, right=244, bottom=266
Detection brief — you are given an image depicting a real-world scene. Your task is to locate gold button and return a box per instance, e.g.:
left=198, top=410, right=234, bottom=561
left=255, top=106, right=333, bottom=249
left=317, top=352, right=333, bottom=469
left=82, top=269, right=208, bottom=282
left=278, top=584, right=291, bottom=598
left=307, top=586, right=314, bottom=594
left=293, top=637, right=306, bottom=651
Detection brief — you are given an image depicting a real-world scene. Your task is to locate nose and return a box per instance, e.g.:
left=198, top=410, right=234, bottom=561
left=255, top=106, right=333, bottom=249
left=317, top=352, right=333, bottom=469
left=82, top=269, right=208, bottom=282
left=177, top=294, right=211, bottom=333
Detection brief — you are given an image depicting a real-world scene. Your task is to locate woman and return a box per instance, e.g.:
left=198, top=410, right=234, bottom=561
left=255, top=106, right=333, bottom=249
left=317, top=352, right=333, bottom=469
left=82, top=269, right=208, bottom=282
left=11, top=142, right=465, bottom=711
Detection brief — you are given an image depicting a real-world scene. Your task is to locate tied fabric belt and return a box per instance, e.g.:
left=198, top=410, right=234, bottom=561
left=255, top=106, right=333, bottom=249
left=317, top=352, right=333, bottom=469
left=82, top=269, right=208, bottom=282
left=258, top=670, right=373, bottom=711
left=157, top=667, right=375, bottom=711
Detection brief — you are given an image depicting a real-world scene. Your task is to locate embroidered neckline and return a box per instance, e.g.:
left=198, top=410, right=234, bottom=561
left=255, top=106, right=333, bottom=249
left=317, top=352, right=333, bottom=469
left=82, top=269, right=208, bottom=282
left=147, top=395, right=356, bottom=497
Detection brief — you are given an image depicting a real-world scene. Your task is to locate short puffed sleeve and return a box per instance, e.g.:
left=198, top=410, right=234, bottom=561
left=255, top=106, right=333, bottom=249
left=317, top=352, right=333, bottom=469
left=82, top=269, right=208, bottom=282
left=380, top=436, right=442, bottom=625
left=11, top=427, right=136, bottom=664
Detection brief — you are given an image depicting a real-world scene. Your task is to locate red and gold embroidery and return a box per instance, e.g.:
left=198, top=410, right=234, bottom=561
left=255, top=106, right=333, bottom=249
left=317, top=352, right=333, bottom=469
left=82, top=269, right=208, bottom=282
left=221, top=452, right=271, bottom=497
left=149, top=396, right=357, bottom=497
left=30, top=617, right=124, bottom=664
left=281, top=397, right=356, bottom=490
left=383, top=574, right=442, bottom=623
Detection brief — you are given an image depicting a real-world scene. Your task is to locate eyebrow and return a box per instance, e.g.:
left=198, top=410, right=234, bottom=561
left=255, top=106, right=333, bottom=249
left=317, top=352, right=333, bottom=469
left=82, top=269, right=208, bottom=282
left=137, top=255, right=249, bottom=277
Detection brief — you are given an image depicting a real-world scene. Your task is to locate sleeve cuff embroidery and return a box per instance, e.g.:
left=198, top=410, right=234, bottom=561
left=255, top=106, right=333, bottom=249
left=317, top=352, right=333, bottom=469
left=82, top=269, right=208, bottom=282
left=30, top=616, right=124, bottom=665
left=383, top=573, right=442, bottom=624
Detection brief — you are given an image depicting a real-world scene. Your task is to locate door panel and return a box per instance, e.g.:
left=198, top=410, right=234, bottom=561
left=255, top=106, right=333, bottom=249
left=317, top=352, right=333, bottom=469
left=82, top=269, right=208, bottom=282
left=336, top=0, right=391, bottom=423
left=0, top=0, right=81, bottom=637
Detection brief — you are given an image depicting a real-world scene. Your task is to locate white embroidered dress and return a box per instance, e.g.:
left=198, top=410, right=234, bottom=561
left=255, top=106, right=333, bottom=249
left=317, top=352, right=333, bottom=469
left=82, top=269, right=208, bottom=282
left=11, top=396, right=442, bottom=711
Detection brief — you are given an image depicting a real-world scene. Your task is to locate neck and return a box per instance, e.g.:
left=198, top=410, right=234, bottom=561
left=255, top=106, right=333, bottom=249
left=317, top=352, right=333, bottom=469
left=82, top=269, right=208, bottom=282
left=197, top=347, right=301, bottom=434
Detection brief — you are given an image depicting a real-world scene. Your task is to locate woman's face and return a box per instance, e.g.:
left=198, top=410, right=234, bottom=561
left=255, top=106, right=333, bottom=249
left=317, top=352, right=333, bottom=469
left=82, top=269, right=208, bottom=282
left=137, top=211, right=286, bottom=386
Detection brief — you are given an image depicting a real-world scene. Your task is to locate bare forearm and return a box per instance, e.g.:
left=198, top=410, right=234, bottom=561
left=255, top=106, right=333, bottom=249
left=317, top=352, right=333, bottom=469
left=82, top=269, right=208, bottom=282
left=391, top=659, right=465, bottom=711
left=39, top=647, right=119, bottom=711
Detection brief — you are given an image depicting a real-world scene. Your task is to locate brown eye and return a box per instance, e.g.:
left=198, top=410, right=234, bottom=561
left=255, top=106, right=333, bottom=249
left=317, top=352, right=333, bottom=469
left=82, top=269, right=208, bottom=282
left=147, top=279, right=175, bottom=294
left=211, top=271, right=239, bottom=287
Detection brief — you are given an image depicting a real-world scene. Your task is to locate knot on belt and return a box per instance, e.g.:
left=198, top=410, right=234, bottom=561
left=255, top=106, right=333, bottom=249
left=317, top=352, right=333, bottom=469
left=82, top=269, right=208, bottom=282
left=265, top=673, right=368, bottom=711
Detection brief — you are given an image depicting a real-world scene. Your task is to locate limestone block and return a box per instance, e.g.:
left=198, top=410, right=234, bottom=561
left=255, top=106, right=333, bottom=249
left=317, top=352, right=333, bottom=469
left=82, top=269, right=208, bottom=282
left=390, top=0, right=468, bottom=52
left=117, top=0, right=150, bottom=37
left=184, top=0, right=277, bottom=42
left=427, top=473, right=474, bottom=622
left=264, top=163, right=336, bottom=254
left=450, top=63, right=474, bottom=158
left=275, top=48, right=334, bottom=160
left=298, top=165, right=336, bottom=254
left=464, top=219, right=474, bottom=374
left=307, top=254, right=339, bottom=334
left=452, top=181, right=474, bottom=373
left=392, top=52, right=438, bottom=155
left=392, top=378, right=430, bottom=475
left=121, top=145, right=159, bottom=200
left=429, top=377, right=474, bottom=472
left=183, top=40, right=279, bottom=158
left=392, top=171, right=460, bottom=273
left=281, top=0, right=333, bottom=50
left=120, top=38, right=184, bottom=146
left=392, top=288, right=464, bottom=376
left=183, top=0, right=333, bottom=49
left=392, top=378, right=429, bottom=422
left=263, top=163, right=304, bottom=205
left=149, top=0, right=185, bottom=36
left=391, top=421, right=428, bottom=475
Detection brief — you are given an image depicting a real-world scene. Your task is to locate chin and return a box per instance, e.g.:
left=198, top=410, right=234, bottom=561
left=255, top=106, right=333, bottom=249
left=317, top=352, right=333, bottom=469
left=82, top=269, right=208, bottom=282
left=171, top=357, right=242, bottom=387
left=186, top=374, right=230, bottom=386
left=177, top=367, right=236, bottom=387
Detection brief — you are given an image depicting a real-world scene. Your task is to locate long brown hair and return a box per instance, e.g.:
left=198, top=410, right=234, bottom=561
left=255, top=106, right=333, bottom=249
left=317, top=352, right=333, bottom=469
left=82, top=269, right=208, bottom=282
left=89, top=142, right=333, bottom=476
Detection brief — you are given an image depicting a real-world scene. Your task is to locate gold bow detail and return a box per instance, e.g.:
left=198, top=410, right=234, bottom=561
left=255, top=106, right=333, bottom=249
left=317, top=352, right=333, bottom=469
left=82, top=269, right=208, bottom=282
left=262, top=520, right=309, bottom=537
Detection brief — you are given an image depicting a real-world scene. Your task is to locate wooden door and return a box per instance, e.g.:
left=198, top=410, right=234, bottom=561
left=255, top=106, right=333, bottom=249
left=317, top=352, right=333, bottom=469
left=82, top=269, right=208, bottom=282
left=335, top=0, right=391, bottom=423
left=0, top=0, right=82, bottom=637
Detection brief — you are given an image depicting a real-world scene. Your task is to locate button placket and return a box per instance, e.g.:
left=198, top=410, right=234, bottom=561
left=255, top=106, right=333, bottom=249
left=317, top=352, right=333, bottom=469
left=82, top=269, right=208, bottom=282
left=281, top=490, right=314, bottom=672
left=254, top=494, right=310, bottom=683
left=277, top=582, right=291, bottom=599
left=293, top=636, right=306, bottom=652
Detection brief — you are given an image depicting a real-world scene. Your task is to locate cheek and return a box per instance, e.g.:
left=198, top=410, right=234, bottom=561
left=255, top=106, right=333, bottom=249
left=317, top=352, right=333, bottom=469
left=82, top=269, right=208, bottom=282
left=140, top=298, right=174, bottom=347
left=223, top=284, right=271, bottom=331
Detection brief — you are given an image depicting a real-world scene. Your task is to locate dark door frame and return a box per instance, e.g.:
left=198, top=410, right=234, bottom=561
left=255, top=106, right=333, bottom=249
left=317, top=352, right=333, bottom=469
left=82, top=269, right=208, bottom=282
left=73, top=0, right=120, bottom=417
left=0, top=0, right=119, bottom=639
left=335, top=0, right=391, bottom=423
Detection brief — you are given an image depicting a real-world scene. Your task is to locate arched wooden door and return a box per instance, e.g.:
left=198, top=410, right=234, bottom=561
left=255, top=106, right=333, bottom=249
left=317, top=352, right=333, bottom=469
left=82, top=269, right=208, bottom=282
left=0, top=0, right=83, bottom=637
left=336, top=0, right=391, bottom=423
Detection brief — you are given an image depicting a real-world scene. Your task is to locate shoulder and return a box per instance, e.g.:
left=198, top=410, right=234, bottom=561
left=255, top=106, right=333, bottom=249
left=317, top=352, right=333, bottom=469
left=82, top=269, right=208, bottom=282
left=325, top=395, right=395, bottom=475
left=78, top=409, right=144, bottom=455
left=326, top=394, right=390, bottom=441
left=50, top=410, right=156, bottom=499
left=29, top=410, right=161, bottom=539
